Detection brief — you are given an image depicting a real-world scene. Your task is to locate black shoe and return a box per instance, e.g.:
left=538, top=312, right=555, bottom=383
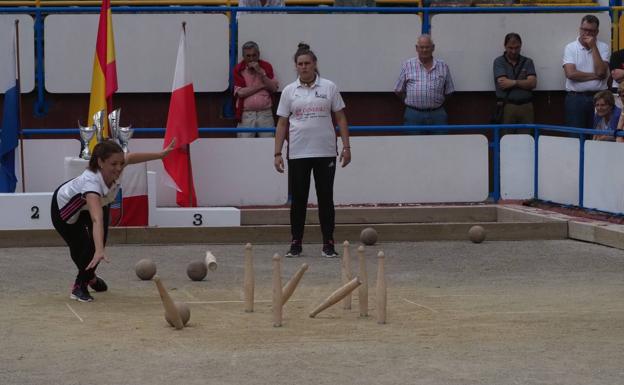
left=70, top=284, right=94, bottom=302
left=321, top=241, right=339, bottom=258
left=285, top=240, right=303, bottom=258
left=89, top=276, right=108, bottom=292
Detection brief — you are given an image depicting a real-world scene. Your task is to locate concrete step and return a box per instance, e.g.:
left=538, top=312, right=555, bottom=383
left=0, top=220, right=567, bottom=247
left=242, top=205, right=498, bottom=225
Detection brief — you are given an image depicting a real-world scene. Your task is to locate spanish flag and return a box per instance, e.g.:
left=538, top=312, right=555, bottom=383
left=87, top=0, right=117, bottom=148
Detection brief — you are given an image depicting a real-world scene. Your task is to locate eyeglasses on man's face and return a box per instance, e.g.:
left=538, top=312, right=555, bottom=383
left=580, top=27, right=598, bottom=34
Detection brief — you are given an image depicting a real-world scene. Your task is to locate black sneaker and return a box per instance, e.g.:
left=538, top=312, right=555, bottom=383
left=89, top=276, right=108, bottom=292
left=285, top=240, right=303, bottom=258
left=70, top=283, right=94, bottom=302
left=321, top=241, right=339, bottom=258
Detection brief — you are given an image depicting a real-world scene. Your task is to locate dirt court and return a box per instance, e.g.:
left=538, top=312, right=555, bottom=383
left=1, top=239, right=624, bottom=385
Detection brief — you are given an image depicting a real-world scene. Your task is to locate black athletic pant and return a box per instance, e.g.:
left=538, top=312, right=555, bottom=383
left=51, top=188, right=110, bottom=285
left=288, top=157, right=336, bottom=244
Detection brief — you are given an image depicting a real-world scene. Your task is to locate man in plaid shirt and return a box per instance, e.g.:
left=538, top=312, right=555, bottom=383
left=394, top=34, right=455, bottom=132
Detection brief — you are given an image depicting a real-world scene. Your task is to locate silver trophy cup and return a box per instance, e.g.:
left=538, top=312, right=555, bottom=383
left=92, top=110, right=106, bottom=143
left=108, top=109, right=121, bottom=143
left=78, top=121, right=96, bottom=160
left=118, top=125, right=134, bottom=153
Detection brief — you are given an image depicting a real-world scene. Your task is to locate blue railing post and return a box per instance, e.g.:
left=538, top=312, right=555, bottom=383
left=578, top=134, right=585, bottom=207
left=223, top=10, right=238, bottom=119
left=422, top=9, right=430, bottom=34
left=533, top=125, right=539, bottom=200
left=492, top=125, right=501, bottom=201
left=33, top=9, right=48, bottom=117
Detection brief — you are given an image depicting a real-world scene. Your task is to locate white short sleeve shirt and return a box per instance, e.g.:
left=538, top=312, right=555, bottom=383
left=55, top=169, right=121, bottom=224
left=563, top=38, right=610, bottom=92
left=276, top=76, right=346, bottom=159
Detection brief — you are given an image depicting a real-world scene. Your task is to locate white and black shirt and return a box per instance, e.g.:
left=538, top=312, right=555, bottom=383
left=55, top=169, right=120, bottom=224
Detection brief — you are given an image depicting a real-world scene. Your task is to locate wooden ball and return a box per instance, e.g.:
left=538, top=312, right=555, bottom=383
left=360, top=227, right=378, bottom=246
left=187, top=261, right=207, bottom=281
left=468, top=225, right=486, bottom=244
left=135, top=258, right=157, bottom=280
left=165, top=301, right=191, bottom=327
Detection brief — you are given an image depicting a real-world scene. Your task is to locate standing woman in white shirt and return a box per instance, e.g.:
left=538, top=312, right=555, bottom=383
left=274, top=43, right=351, bottom=258
left=51, top=139, right=175, bottom=302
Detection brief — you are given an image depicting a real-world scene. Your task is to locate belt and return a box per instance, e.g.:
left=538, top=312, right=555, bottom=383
left=407, top=105, right=442, bottom=112
left=501, top=99, right=533, bottom=105
left=567, top=91, right=598, bottom=96
left=243, top=108, right=272, bottom=113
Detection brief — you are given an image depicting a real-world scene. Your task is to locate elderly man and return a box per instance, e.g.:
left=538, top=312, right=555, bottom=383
left=233, top=41, right=279, bottom=138
left=493, top=33, right=537, bottom=126
left=394, top=34, right=455, bottom=132
left=563, top=15, right=610, bottom=129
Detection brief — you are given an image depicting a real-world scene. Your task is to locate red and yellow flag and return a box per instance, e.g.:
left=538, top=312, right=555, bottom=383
left=88, top=0, right=117, bottom=149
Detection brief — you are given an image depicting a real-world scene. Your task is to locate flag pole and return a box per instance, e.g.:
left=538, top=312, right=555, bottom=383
left=182, top=21, right=194, bottom=207
left=15, top=19, right=25, bottom=193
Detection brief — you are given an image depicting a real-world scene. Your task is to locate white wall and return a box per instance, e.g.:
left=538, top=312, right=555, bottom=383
left=14, top=136, right=489, bottom=206
left=238, top=14, right=421, bottom=92
left=44, top=13, right=229, bottom=93
left=432, top=12, right=611, bottom=91
left=33, top=12, right=614, bottom=93
left=500, top=134, right=534, bottom=200
left=0, top=15, right=35, bottom=93
left=584, top=140, right=624, bottom=213
left=537, top=136, right=580, bottom=206
left=11, top=135, right=624, bottom=215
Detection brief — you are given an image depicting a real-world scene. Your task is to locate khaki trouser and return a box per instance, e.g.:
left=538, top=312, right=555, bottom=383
left=237, top=108, right=275, bottom=138
left=502, top=102, right=534, bottom=135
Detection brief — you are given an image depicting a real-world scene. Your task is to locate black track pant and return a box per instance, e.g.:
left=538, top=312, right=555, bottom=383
left=51, top=187, right=109, bottom=285
left=288, top=157, right=336, bottom=244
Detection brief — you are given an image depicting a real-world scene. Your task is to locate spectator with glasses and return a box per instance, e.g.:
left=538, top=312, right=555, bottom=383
left=563, top=15, right=610, bottom=129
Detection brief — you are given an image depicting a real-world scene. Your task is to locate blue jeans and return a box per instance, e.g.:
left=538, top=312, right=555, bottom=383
left=564, top=92, right=595, bottom=129
left=403, top=106, right=448, bottom=134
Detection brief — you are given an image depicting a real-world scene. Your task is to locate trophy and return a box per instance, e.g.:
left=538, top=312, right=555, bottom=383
left=92, top=110, right=105, bottom=143
left=108, top=109, right=121, bottom=143
left=78, top=120, right=96, bottom=160
left=78, top=108, right=133, bottom=157
left=118, top=124, right=134, bottom=153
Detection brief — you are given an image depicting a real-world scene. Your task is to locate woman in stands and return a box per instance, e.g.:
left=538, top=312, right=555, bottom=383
left=592, top=90, right=621, bottom=141
left=51, top=139, right=175, bottom=302
left=273, top=42, right=351, bottom=258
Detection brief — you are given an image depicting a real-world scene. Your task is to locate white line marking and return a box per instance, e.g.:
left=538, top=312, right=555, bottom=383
left=402, top=298, right=439, bottom=313
left=65, top=303, right=84, bottom=323
left=185, top=299, right=303, bottom=304
left=451, top=309, right=624, bottom=316
left=425, top=294, right=499, bottom=298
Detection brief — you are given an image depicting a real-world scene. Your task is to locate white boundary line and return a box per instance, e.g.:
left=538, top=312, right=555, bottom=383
left=184, top=299, right=304, bottom=304
left=402, top=298, right=439, bottom=313
left=65, top=303, right=84, bottom=322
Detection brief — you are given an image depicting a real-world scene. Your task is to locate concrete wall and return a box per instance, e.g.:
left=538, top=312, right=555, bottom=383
left=1, top=12, right=609, bottom=95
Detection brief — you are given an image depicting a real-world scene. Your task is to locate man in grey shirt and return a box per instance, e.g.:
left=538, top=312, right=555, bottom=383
left=493, top=33, right=537, bottom=126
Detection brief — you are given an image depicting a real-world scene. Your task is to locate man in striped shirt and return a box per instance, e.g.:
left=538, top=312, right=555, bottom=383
left=394, top=34, right=455, bottom=132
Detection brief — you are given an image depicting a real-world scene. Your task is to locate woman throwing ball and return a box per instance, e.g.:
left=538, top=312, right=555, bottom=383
left=274, top=43, right=351, bottom=258
left=51, top=139, right=175, bottom=302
